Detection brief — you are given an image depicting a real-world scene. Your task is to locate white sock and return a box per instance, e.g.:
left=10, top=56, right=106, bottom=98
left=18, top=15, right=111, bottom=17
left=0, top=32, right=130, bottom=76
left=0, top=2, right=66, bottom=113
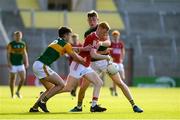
left=77, top=106, right=82, bottom=109
left=91, top=100, right=97, bottom=107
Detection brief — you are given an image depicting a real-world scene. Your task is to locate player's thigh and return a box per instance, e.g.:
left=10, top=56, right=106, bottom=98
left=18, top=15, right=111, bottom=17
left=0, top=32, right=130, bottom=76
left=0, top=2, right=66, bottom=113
left=83, top=72, right=103, bottom=86
left=62, top=75, right=79, bottom=92
left=9, top=72, right=17, bottom=81
left=46, top=73, right=65, bottom=86
left=109, top=73, right=124, bottom=85
left=80, top=78, right=90, bottom=89
left=17, top=70, right=26, bottom=81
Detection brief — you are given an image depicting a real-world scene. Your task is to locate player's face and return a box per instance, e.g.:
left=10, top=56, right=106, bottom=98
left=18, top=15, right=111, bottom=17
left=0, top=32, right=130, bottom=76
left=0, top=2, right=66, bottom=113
left=113, top=35, right=120, bottom=42
left=14, top=33, right=22, bottom=41
left=87, top=17, right=98, bottom=28
left=97, top=27, right=108, bottom=40
left=64, top=33, right=72, bottom=42
left=72, top=37, right=78, bottom=44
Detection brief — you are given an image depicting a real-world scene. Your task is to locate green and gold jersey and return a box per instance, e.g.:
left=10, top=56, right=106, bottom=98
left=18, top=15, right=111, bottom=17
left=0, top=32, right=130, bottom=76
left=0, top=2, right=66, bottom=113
left=7, top=40, right=26, bottom=65
left=37, top=38, right=73, bottom=66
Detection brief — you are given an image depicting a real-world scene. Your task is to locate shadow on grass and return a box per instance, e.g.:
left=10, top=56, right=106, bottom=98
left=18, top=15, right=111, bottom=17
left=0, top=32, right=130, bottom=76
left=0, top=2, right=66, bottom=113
left=0, top=112, right=93, bottom=116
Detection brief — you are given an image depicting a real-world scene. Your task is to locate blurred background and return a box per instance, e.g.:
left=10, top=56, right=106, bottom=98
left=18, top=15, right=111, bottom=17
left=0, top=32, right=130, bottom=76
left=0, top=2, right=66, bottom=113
left=0, top=0, right=179, bottom=87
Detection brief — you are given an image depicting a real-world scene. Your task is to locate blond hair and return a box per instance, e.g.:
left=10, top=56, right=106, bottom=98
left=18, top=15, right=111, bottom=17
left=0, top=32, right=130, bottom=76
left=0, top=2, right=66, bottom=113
left=112, top=30, right=120, bottom=36
left=98, top=21, right=110, bottom=31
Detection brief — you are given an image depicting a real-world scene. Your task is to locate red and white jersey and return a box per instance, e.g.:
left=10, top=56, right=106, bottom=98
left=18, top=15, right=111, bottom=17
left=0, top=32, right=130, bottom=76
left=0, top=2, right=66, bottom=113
left=110, top=41, right=124, bottom=63
left=79, top=32, right=99, bottom=67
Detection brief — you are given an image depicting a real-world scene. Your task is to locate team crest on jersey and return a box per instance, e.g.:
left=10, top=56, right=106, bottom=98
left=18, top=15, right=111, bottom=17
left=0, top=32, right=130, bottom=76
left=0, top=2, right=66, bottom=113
left=50, top=40, right=58, bottom=45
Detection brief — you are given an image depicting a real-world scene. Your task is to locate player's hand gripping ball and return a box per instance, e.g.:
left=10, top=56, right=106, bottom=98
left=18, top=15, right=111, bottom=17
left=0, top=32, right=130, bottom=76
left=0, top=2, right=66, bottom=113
left=107, top=62, right=119, bottom=75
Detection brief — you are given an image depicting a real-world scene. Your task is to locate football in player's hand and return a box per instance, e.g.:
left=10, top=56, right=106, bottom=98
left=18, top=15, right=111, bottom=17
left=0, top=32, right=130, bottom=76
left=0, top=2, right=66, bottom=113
left=107, top=62, right=119, bottom=75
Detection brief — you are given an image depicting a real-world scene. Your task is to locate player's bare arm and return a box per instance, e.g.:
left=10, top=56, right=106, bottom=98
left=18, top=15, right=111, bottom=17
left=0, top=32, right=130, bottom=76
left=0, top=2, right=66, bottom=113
left=97, top=48, right=112, bottom=55
left=6, top=44, right=12, bottom=68
left=120, top=47, right=125, bottom=63
left=90, top=48, right=110, bottom=60
left=100, top=35, right=111, bottom=47
left=68, top=52, right=86, bottom=66
left=73, top=45, right=92, bottom=52
left=23, top=49, right=29, bottom=68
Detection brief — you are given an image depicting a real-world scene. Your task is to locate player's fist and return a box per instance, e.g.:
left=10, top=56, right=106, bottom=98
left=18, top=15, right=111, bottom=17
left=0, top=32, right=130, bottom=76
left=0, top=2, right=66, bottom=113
left=106, top=55, right=111, bottom=61
left=83, top=45, right=92, bottom=51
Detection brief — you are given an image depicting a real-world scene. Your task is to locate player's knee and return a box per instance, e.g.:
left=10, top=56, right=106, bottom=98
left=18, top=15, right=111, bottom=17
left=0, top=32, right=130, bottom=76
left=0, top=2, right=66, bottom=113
left=96, top=79, right=103, bottom=87
left=10, top=76, right=15, bottom=81
left=56, top=82, right=65, bottom=89
left=65, top=87, right=73, bottom=92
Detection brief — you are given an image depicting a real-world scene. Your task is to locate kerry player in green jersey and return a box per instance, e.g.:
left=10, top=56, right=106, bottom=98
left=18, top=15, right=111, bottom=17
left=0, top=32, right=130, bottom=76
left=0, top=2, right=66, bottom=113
left=7, top=31, right=29, bottom=98
left=29, top=27, right=87, bottom=113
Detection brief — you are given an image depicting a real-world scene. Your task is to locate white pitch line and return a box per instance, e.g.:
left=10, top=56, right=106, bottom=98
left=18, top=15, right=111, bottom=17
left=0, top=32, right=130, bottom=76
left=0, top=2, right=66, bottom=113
left=0, top=118, right=180, bottom=120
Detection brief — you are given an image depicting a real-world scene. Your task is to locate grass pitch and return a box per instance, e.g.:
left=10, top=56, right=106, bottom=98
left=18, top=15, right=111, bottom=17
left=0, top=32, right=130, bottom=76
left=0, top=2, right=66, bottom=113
left=0, top=86, right=180, bottom=120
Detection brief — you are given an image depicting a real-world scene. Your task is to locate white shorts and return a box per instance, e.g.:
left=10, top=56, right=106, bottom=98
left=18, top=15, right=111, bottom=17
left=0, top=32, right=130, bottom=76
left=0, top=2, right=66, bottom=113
left=32, top=61, right=55, bottom=79
left=10, top=64, right=25, bottom=73
left=91, top=60, right=125, bottom=74
left=69, top=61, right=94, bottom=79
left=91, top=60, right=108, bottom=74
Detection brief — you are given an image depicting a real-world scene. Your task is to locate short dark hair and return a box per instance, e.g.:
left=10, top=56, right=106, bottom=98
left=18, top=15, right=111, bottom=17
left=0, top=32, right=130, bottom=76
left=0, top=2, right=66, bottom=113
left=58, top=27, right=72, bottom=38
left=14, top=31, right=22, bottom=35
left=87, top=10, right=98, bottom=18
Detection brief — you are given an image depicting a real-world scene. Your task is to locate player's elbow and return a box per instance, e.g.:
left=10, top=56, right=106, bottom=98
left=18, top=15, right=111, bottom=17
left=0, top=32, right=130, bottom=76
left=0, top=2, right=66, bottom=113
left=106, top=41, right=111, bottom=46
left=90, top=51, right=97, bottom=59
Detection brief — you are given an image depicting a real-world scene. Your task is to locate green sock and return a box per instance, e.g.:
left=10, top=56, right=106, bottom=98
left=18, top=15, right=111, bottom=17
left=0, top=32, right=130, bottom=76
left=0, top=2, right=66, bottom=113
left=129, top=100, right=135, bottom=106
left=77, top=101, right=82, bottom=108
left=42, top=96, right=49, bottom=103
left=33, top=102, right=38, bottom=109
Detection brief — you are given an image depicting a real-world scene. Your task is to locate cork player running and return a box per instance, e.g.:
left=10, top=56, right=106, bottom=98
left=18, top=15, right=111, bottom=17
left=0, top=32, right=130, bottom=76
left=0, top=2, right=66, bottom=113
left=58, top=22, right=111, bottom=112
left=70, top=10, right=143, bottom=113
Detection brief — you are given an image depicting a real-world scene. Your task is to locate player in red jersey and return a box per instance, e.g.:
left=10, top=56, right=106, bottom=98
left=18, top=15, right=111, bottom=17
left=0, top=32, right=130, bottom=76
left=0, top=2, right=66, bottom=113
left=70, top=10, right=143, bottom=113
left=109, top=30, right=125, bottom=96
left=58, top=22, right=111, bottom=112
left=69, top=33, right=83, bottom=96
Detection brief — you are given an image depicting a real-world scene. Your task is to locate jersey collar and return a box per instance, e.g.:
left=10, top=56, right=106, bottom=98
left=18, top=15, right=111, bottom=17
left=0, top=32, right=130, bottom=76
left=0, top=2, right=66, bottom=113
left=94, top=32, right=99, bottom=39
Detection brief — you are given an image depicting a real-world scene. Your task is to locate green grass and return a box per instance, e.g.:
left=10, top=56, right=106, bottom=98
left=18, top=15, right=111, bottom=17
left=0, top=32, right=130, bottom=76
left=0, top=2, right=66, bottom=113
left=0, top=86, right=180, bottom=120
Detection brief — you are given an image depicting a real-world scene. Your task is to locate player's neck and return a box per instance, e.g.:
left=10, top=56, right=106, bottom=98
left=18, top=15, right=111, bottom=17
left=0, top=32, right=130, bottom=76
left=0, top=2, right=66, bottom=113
left=14, top=40, right=21, bottom=42
left=114, top=40, right=119, bottom=43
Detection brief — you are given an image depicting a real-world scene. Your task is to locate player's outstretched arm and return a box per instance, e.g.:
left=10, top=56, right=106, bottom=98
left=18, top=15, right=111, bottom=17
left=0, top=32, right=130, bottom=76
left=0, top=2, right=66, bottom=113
left=100, top=35, right=111, bottom=47
left=69, top=52, right=86, bottom=66
left=65, top=43, right=86, bottom=66
left=90, top=48, right=110, bottom=60
left=73, top=45, right=92, bottom=52
left=97, top=48, right=112, bottom=55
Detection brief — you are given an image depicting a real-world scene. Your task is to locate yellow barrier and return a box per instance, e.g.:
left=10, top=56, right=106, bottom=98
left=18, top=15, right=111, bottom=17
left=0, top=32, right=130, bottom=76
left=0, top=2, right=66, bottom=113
left=97, top=0, right=117, bottom=11
left=16, top=0, right=40, bottom=10
left=20, top=11, right=125, bottom=41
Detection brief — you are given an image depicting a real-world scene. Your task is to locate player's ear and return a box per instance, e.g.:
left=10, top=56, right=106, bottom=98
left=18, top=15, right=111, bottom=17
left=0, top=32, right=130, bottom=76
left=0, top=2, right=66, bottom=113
left=97, top=18, right=99, bottom=21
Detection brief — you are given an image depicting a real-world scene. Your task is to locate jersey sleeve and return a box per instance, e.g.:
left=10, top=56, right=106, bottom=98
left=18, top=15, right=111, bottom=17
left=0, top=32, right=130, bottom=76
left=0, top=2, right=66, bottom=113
left=120, top=40, right=125, bottom=49
left=65, top=43, right=74, bottom=54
